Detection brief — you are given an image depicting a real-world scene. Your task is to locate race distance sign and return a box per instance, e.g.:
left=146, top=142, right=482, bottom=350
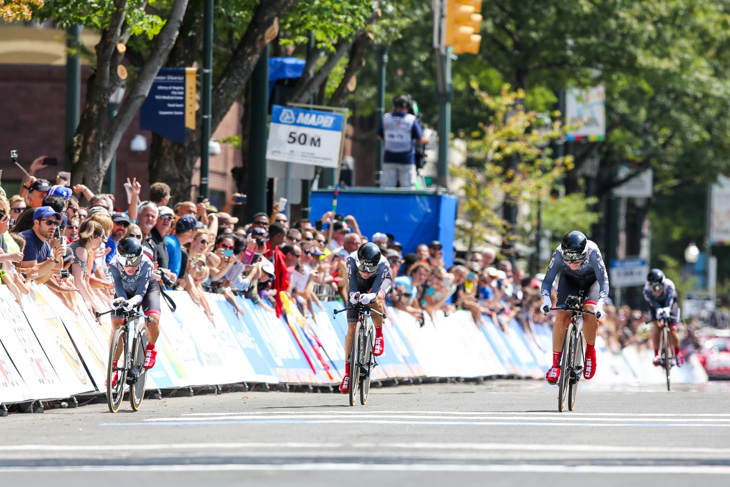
left=266, top=105, right=345, bottom=169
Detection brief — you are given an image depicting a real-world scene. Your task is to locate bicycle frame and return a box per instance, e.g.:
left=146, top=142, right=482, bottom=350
left=551, top=296, right=594, bottom=413
left=657, top=316, right=675, bottom=391
left=334, top=303, right=384, bottom=406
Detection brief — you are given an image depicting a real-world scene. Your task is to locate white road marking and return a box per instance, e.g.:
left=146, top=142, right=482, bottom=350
left=0, top=442, right=729, bottom=455
left=148, top=413, right=730, bottom=423
left=0, top=463, right=729, bottom=475
left=183, top=410, right=730, bottom=418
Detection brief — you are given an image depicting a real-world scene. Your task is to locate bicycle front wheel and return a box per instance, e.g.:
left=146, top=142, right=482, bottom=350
left=663, top=326, right=672, bottom=391
left=107, top=326, right=128, bottom=413
left=130, top=332, right=148, bottom=411
left=557, top=322, right=573, bottom=413
left=568, top=329, right=583, bottom=411
left=360, top=325, right=374, bottom=405
left=348, top=321, right=362, bottom=407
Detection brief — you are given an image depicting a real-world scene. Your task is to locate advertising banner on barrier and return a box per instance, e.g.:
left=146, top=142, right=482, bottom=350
left=0, top=338, right=32, bottom=403
left=21, top=289, right=93, bottom=395
left=239, top=300, right=320, bottom=383
left=0, top=288, right=66, bottom=399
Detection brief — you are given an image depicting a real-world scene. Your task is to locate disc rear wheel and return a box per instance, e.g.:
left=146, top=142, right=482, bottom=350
left=129, top=331, right=148, bottom=411
left=348, top=322, right=362, bottom=407
left=107, top=326, right=128, bottom=414
left=557, top=322, right=573, bottom=413
left=360, top=325, right=373, bottom=405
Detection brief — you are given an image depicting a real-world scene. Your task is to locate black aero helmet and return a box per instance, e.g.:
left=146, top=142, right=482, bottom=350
left=560, top=231, right=588, bottom=263
left=647, top=268, right=665, bottom=286
left=356, top=242, right=381, bottom=273
left=117, top=236, right=143, bottom=267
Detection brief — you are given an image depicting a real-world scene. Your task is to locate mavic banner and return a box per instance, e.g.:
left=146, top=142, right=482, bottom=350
left=266, top=105, right=345, bottom=168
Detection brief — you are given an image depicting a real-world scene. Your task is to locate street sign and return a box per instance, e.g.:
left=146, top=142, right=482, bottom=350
left=609, top=258, right=648, bottom=287
left=683, top=292, right=716, bottom=318
left=266, top=105, right=345, bottom=168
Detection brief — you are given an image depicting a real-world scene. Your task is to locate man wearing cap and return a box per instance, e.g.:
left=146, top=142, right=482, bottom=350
left=427, top=240, right=444, bottom=267
left=25, top=179, right=52, bottom=208
left=150, top=206, right=173, bottom=271
left=165, top=215, right=203, bottom=281
left=20, top=206, right=65, bottom=283
left=105, top=212, right=132, bottom=265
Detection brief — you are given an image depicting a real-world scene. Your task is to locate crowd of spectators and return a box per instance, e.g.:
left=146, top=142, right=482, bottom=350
left=0, top=155, right=697, bottom=360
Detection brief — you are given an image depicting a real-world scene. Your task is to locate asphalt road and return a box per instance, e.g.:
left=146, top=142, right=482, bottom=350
left=2, top=380, right=730, bottom=487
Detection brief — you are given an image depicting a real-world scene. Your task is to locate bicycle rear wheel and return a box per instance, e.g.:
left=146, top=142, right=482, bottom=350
left=107, top=326, right=128, bottom=413
left=360, top=325, right=374, bottom=405
left=129, top=332, right=148, bottom=411
left=557, top=322, right=573, bottom=413
left=663, top=326, right=672, bottom=391
left=348, top=321, right=362, bottom=407
left=568, top=329, right=583, bottom=411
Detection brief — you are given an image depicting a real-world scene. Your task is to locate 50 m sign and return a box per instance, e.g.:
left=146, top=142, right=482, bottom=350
left=266, top=105, right=345, bottom=169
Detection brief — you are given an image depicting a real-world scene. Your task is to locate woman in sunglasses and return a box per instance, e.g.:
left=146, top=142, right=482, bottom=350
left=643, top=268, right=683, bottom=367
left=540, top=230, right=609, bottom=385
left=70, top=219, right=107, bottom=313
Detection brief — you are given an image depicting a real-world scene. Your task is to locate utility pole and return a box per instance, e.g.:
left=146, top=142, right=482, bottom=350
left=65, top=25, right=81, bottom=157
left=247, top=45, right=269, bottom=222
left=375, top=46, right=388, bottom=187
left=199, top=0, right=214, bottom=199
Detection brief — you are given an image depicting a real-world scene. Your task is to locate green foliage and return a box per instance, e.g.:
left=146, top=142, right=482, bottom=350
left=536, top=193, right=602, bottom=250
left=453, top=87, right=579, bottom=252
left=279, top=0, right=374, bottom=51
left=37, top=0, right=166, bottom=38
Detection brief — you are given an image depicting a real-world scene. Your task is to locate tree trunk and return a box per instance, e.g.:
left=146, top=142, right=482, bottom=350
left=69, top=0, right=189, bottom=193
left=150, top=0, right=297, bottom=203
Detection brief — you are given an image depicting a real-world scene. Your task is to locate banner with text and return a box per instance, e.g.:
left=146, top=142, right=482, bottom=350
left=140, top=68, right=196, bottom=143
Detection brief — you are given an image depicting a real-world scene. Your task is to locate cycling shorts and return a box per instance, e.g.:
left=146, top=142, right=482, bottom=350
left=113, top=279, right=162, bottom=319
left=347, top=274, right=392, bottom=322
left=556, top=275, right=600, bottom=307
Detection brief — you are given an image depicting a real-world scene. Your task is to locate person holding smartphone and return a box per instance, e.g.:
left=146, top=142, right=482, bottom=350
left=209, top=233, right=249, bottom=292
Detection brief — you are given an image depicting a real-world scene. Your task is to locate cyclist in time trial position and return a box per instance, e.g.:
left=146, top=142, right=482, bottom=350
left=643, top=268, right=684, bottom=367
left=108, top=237, right=162, bottom=384
left=339, top=242, right=392, bottom=394
left=540, top=230, right=609, bottom=384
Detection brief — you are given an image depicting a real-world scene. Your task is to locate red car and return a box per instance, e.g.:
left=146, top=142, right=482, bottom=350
left=698, top=338, right=730, bottom=379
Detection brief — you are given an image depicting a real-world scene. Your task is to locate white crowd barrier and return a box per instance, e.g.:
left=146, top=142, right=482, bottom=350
left=0, top=285, right=707, bottom=407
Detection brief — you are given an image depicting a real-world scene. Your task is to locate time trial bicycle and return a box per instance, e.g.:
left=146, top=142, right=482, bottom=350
left=655, top=309, right=678, bottom=391
left=551, top=294, right=594, bottom=413
left=97, top=304, right=151, bottom=413
left=334, top=301, right=384, bottom=406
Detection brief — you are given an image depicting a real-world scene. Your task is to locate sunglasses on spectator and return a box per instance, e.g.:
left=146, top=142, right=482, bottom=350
left=218, top=243, right=234, bottom=250
left=304, top=237, right=313, bottom=241
left=276, top=218, right=288, bottom=223
left=10, top=207, right=26, bottom=214
left=388, top=259, right=401, bottom=264
left=199, top=240, right=209, bottom=246
left=316, top=239, right=326, bottom=244
left=116, top=221, right=130, bottom=228
left=41, top=218, right=60, bottom=227
left=288, top=237, right=300, bottom=242
left=253, top=220, right=268, bottom=225
left=130, top=234, right=143, bottom=240
left=290, top=252, right=302, bottom=258
left=159, top=215, right=173, bottom=221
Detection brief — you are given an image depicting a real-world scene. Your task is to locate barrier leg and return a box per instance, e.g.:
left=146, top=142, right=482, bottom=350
left=67, top=397, right=78, bottom=409
left=0, top=404, right=7, bottom=417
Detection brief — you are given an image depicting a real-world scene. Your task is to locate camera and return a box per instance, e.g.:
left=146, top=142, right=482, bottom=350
left=334, top=213, right=344, bottom=222
left=60, top=269, right=71, bottom=279
left=43, top=157, right=58, bottom=166
left=196, top=195, right=206, bottom=204
left=234, top=195, right=247, bottom=204
left=255, top=237, right=266, bottom=247
left=10, top=150, right=18, bottom=161
left=157, top=269, right=175, bottom=287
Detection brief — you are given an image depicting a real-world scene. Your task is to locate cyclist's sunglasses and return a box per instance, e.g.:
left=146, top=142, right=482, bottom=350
left=651, top=283, right=663, bottom=292
left=563, top=252, right=583, bottom=263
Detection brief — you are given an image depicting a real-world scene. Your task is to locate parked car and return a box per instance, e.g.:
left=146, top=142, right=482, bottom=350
left=697, top=338, right=730, bottom=379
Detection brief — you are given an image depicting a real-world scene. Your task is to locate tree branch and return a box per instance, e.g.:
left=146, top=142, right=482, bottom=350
left=329, top=31, right=373, bottom=107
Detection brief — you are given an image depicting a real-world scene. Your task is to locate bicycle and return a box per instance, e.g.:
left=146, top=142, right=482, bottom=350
left=96, top=305, right=152, bottom=413
left=551, top=295, right=594, bottom=413
left=655, top=309, right=678, bottom=391
left=334, top=302, right=384, bottom=406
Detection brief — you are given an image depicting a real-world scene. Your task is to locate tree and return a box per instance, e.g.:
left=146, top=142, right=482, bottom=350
left=0, top=0, right=43, bottom=21
left=452, top=87, right=579, bottom=255
left=39, top=0, right=189, bottom=192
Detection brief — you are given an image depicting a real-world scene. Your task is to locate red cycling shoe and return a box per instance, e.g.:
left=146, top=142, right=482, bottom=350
left=340, top=363, right=350, bottom=393
left=106, top=360, right=119, bottom=387
left=676, top=350, right=684, bottom=367
left=653, top=355, right=662, bottom=366
left=546, top=366, right=560, bottom=385
left=584, top=348, right=597, bottom=380
left=143, top=344, right=157, bottom=369
left=373, top=335, right=384, bottom=356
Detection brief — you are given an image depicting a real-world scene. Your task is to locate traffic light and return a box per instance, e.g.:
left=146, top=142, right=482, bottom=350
left=445, top=0, right=482, bottom=54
